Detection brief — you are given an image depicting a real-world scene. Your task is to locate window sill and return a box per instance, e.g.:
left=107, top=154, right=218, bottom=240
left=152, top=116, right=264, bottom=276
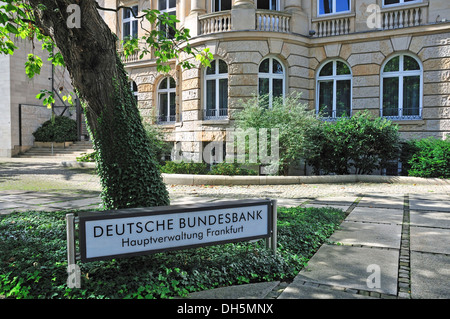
left=202, top=118, right=230, bottom=125
left=312, top=12, right=356, bottom=22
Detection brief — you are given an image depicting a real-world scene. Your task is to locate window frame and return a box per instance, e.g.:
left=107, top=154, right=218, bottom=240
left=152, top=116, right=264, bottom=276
left=316, top=59, right=353, bottom=119
left=157, top=77, right=177, bottom=124
left=380, top=53, right=423, bottom=120
left=204, top=59, right=229, bottom=120
left=122, top=5, right=139, bottom=40
left=256, top=0, right=280, bottom=11
left=212, top=0, right=232, bottom=12
left=382, top=0, right=423, bottom=8
left=258, top=57, right=285, bottom=108
left=158, top=0, right=177, bottom=39
left=317, top=0, right=351, bottom=17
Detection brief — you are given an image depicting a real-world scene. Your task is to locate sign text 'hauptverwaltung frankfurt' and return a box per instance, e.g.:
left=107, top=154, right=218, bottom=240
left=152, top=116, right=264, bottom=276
left=78, top=200, right=273, bottom=262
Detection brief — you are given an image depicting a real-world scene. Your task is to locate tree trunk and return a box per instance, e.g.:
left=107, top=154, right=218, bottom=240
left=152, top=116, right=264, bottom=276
left=29, top=0, right=169, bottom=209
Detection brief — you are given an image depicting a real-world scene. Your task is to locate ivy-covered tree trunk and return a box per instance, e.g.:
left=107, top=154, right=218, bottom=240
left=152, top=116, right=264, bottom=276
left=28, top=0, right=169, bottom=209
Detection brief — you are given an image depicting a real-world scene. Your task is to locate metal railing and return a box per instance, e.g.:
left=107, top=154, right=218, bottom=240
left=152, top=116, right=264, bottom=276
left=204, top=108, right=228, bottom=120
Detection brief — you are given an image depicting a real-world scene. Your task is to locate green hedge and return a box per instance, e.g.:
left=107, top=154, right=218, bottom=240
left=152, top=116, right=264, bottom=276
left=32, top=116, right=78, bottom=143
left=407, top=136, right=450, bottom=179
left=0, top=206, right=345, bottom=299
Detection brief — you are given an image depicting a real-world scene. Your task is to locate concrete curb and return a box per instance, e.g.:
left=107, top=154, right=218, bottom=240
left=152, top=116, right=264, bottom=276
left=58, top=161, right=450, bottom=186
left=162, top=173, right=450, bottom=186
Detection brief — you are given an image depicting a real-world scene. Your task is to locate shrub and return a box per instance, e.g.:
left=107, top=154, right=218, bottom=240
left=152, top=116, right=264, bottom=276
left=234, top=93, right=320, bottom=176
left=407, top=136, right=450, bottom=178
left=208, top=162, right=257, bottom=176
left=303, top=111, right=400, bottom=175
left=160, top=161, right=209, bottom=175
left=32, top=116, right=78, bottom=143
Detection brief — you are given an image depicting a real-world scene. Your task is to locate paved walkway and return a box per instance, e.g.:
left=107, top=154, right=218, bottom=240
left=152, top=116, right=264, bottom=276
left=1, top=190, right=449, bottom=299
left=0, top=159, right=449, bottom=299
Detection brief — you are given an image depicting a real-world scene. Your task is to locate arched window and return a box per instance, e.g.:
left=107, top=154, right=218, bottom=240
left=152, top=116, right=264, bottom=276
left=157, top=77, right=176, bottom=124
left=204, top=59, right=228, bottom=120
left=316, top=60, right=352, bottom=118
left=258, top=57, right=285, bottom=108
left=381, top=54, right=422, bottom=120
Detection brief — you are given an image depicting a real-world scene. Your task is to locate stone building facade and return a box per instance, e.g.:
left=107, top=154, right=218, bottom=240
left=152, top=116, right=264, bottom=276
left=102, top=0, right=450, bottom=164
left=0, top=37, right=75, bottom=157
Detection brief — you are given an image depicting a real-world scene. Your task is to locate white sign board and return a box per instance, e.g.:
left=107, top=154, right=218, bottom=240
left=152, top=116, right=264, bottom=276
left=78, top=200, right=273, bottom=262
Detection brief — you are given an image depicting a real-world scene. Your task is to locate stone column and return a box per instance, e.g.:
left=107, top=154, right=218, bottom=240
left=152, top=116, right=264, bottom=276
left=284, top=0, right=302, bottom=12
left=190, top=0, right=206, bottom=14
left=231, top=0, right=255, bottom=30
left=233, top=0, right=255, bottom=8
left=284, top=0, right=308, bottom=35
left=184, top=0, right=206, bottom=36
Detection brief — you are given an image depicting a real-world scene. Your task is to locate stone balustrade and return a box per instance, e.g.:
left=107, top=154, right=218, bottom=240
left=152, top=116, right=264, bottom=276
left=199, top=11, right=232, bottom=35
left=312, top=14, right=354, bottom=38
left=255, top=10, right=291, bottom=33
left=381, top=4, right=427, bottom=30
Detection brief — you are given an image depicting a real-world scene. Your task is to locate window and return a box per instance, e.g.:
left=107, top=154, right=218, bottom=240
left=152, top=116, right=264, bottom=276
left=318, top=0, right=350, bottom=16
left=159, top=0, right=176, bottom=39
left=381, top=54, right=422, bottom=120
left=383, top=0, right=421, bottom=7
left=123, top=5, right=139, bottom=40
left=316, top=60, right=352, bottom=118
left=257, top=0, right=279, bottom=10
left=130, top=81, right=138, bottom=101
left=212, top=0, right=232, bottom=12
left=204, top=59, right=228, bottom=120
left=157, top=77, right=176, bottom=124
left=258, top=57, right=285, bottom=108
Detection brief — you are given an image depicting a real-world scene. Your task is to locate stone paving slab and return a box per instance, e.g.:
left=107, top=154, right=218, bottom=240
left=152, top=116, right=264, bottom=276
left=187, top=281, right=280, bottom=299
left=410, top=226, right=450, bottom=254
left=409, top=197, right=450, bottom=212
left=328, top=221, right=402, bottom=249
left=278, top=281, right=374, bottom=299
left=356, top=194, right=405, bottom=210
left=346, top=207, right=404, bottom=225
left=411, top=252, right=450, bottom=299
left=410, top=210, right=450, bottom=228
left=303, top=203, right=351, bottom=211
left=292, top=245, right=399, bottom=296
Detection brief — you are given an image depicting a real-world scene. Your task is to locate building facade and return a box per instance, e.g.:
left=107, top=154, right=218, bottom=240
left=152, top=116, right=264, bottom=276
left=102, top=0, right=450, bottom=164
left=0, top=37, right=76, bottom=157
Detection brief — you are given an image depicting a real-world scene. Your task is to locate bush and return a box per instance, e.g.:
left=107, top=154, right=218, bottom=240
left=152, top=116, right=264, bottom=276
left=208, top=162, right=257, bottom=176
left=234, top=93, right=320, bottom=175
left=0, top=206, right=345, bottom=299
left=32, top=116, right=78, bottom=143
left=160, top=161, right=209, bottom=175
left=303, top=111, right=400, bottom=175
left=407, top=136, right=450, bottom=178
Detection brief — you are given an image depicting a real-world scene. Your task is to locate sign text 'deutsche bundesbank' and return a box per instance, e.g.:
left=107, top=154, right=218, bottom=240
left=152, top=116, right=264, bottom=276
left=78, top=200, right=272, bottom=262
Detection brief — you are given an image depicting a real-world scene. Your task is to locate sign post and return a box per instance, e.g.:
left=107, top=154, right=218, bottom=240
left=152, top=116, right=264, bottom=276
left=66, top=199, right=277, bottom=265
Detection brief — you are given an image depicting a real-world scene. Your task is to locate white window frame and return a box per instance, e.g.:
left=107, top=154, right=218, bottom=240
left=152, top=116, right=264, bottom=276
left=157, top=77, right=177, bottom=124
left=212, top=0, right=232, bottom=12
left=258, top=57, right=285, bottom=108
left=256, top=0, right=280, bottom=11
left=316, top=59, right=353, bottom=119
left=122, top=5, right=139, bottom=40
left=382, top=0, right=423, bottom=8
left=204, top=59, right=229, bottom=120
left=380, top=54, right=423, bottom=120
left=317, top=0, right=351, bottom=16
left=158, top=0, right=177, bottom=38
